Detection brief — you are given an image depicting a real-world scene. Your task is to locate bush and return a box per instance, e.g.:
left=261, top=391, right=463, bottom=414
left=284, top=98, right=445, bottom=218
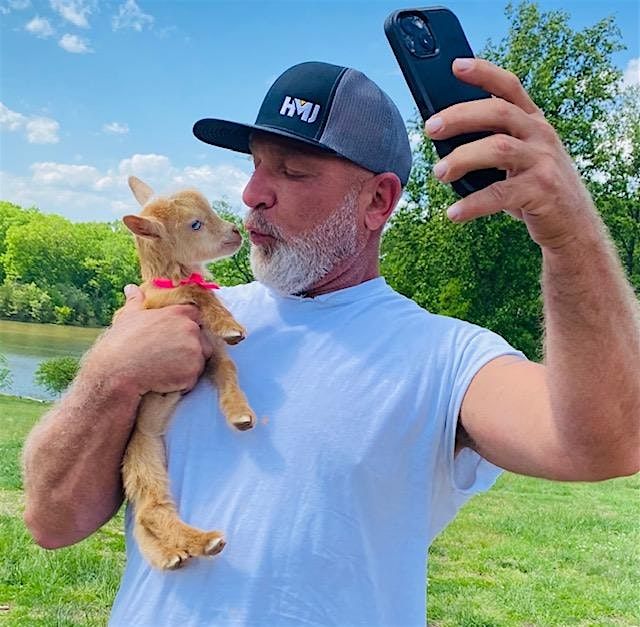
left=34, top=356, right=80, bottom=395
left=0, top=353, right=12, bottom=390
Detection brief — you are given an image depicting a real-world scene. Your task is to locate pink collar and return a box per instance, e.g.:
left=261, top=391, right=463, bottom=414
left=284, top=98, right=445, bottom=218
left=152, top=273, right=220, bottom=290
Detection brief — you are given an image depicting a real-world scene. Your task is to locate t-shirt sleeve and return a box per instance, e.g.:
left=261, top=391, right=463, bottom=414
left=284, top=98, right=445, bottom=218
left=428, top=323, right=527, bottom=542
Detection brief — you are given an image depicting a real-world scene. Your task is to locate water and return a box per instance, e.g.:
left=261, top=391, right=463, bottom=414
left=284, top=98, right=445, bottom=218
left=0, top=320, right=103, bottom=401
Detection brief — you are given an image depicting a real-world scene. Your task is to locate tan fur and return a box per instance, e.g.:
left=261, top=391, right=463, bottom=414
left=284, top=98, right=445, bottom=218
left=120, top=176, right=255, bottom=570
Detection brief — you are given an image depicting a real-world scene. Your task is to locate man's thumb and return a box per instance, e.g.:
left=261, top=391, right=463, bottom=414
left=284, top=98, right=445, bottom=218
left=123, top=284, right=144, bottom=305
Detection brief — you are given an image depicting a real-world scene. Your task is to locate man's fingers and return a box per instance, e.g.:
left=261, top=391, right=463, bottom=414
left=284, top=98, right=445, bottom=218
left=425, top=97, right=538, bottom=142
left=432, top=134, right=532, bottom=184
left=122, top=284, right=145, bottom=309
left=452, top=58, right=539, bottom=115
left=200, top=330, right=214, bottom=360
left=172, top=304, right=202, bottom=324
left=446, top=178, right=520, bottom=223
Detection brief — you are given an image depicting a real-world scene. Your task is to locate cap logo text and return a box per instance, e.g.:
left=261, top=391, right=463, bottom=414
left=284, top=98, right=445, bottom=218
left=279, top=96, right=320, bottom=124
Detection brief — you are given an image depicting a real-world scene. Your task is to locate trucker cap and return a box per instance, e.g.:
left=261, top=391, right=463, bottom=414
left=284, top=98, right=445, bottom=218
left=193, top=61, right=412, bottom=186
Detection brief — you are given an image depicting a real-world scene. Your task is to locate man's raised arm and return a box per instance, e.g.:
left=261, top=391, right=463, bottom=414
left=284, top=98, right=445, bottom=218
left=22, top=286, right=211, bottom=548
left=428, top=58, right=640, bottom=480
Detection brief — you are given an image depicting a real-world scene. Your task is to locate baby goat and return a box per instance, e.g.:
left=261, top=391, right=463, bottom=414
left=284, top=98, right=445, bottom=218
left=120, top=175, right=255, bottom=570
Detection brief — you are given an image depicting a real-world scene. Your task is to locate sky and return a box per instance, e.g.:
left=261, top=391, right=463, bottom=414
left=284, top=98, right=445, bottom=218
left=1, top=0, right=638, bottom=222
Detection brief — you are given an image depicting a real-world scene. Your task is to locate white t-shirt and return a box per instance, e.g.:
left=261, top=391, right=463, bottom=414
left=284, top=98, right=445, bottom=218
left=109, top=278, right=525, bottom=626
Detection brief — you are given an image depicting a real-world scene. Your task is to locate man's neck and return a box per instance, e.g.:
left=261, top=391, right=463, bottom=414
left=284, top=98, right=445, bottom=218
left=300, top=239, right=380, bottom=298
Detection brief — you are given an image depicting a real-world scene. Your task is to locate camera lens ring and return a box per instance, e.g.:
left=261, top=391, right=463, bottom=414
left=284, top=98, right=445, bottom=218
left=399, top=14, right=436, bottom=58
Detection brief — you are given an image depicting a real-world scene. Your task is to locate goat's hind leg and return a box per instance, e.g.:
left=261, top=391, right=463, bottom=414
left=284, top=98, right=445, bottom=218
left=123, top=391, right=225, bottom=570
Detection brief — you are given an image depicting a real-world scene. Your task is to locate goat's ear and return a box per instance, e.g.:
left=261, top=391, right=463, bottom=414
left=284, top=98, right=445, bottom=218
left=128, top=176, right=154, bottom=206
left=122, top=214, right=163, bottom=239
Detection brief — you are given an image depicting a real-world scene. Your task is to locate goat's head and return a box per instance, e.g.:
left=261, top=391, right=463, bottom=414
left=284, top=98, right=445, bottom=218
left=123, top=176, right=242, bottom=265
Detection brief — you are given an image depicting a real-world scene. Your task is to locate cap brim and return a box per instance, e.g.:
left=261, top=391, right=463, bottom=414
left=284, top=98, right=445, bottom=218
left=193, top=118, right=337, bottom=156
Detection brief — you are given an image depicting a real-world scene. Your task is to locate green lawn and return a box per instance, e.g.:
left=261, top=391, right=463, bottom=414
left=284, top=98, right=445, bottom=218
left=1, top=394, right=638, bottom=626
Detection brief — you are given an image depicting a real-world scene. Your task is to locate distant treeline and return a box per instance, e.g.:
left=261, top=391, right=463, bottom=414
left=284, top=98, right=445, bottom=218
left=0, top=201, right=251, bottom=328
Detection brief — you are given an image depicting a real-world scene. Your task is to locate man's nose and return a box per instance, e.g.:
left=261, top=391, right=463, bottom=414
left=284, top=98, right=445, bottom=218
left=242, top=166, right=275, bottom=210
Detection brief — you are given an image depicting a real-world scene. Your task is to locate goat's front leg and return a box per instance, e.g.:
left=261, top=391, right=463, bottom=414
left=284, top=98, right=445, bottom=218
left=123, top=392, right=225, bottom=570
left=144, top=286, right=245, bottom=345
left=201, top=299, right=246, bottom=345
left=207, top=341, right=256, bottom=431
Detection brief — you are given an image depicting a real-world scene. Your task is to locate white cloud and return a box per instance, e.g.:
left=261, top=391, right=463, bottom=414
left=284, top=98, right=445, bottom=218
left=25, top=15, right=54, bottom=37
left=0, top=0, right=30, bottom=15
left=102, top=121, right=129, bottom=135
left=0, top=156, right=250, bottom=222
left=25, top=117, right=60, bottom=143
left=175, top=165, right=249, bottom=201
left=118, top=153, right=172, bottom=179
left=31, top=162, right=100, bottom=186
left=0, top=102, right=59, bottom=143
left=58, top=33, right=92, bottom=53
left=112, top=0, right=153, bottom=32
left=0, top=102, right=27, bottom=131
left=0, top=153, right=251, bottom=223
left=50, top=0, right=92, bottom=28
left=623, top=58, right=639, bottom=88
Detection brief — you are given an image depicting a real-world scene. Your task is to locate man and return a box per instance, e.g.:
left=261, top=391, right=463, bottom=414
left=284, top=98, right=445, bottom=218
left=22, top=60, right=639, bottom=625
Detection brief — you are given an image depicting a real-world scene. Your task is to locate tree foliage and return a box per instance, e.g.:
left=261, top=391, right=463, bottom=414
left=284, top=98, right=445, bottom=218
left=588, top=85, right=640, bottom=292
left=35, top=356, right=80, bottom=395
left=382, top=1, right=633, bottom=359
left=0, top=206, right=140, bottom=326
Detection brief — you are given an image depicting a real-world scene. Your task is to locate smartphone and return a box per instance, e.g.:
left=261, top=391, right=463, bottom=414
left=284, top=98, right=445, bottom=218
left=384, top=6, right=505, bottom=197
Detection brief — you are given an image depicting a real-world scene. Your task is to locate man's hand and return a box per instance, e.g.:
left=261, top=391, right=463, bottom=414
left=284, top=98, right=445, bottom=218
left=86, top=285, right=214, bottom=396
left=425, top=57, right=597, bottom=250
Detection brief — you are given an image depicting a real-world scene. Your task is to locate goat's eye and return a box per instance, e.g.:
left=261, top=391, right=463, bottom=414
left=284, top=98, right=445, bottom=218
left=191, top=220, right=203, bottom=231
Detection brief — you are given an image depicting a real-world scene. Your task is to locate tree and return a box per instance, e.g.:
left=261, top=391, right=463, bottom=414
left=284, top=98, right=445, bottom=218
left=381, top=1, right=627, bottom=359
left=0, top=205, right=140, bottom=326
left=0, top=201, right=37, bottom=283
left=81, top=220, right=140, bottom=325
left=0, top=282, right=54, bottom=323
left=35, top=356, right=80, bottom=395
left=589, top=85, right=640, bottom=292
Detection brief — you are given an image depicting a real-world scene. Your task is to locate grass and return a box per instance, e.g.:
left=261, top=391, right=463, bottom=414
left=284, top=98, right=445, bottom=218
left=0, top=396, right=125, bottom=627
left=0, top=394, right=638, bottom=626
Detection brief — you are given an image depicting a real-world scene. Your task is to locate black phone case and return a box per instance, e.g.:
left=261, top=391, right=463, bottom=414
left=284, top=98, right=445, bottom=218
left=384, top=6, right=505, bottom=197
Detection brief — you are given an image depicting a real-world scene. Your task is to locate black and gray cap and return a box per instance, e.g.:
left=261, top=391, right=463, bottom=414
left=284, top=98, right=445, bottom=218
left=193, top=61, right=412, bottom=185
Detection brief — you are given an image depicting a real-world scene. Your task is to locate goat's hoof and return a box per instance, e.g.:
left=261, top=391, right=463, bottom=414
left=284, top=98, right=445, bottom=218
left=231, top=413, right=255, bottom=431
left=221, top=327, right=246, bottom=345
left=164, top=553, right=188, bottom=570
left=205, top=536, right=226, bottom=556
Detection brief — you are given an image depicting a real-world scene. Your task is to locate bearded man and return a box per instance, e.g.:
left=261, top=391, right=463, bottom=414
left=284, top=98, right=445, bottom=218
left=22, top=60, right=639, bottom=626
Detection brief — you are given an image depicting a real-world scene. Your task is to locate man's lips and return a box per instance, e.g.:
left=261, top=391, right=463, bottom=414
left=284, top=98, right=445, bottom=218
left=247, top=229, right=277, bottom=245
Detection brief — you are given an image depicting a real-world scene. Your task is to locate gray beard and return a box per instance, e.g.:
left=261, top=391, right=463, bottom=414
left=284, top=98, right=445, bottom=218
left=249, top=188, right=359, bottom=295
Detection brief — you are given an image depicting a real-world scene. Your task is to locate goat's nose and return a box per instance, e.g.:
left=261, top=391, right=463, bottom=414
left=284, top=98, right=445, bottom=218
left=232, top=226, right=240, bottom=236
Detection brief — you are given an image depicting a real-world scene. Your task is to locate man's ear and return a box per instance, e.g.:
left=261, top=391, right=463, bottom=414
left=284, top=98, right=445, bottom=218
left=122, top=214, right=164, bottom=239
left=362, top=172, right=403, bottom=231
left=128, top=176, right=154, bottom=207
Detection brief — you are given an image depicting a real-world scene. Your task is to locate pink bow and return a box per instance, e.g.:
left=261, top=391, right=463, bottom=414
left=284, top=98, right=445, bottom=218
left=152, top=273, right=220, bottom=290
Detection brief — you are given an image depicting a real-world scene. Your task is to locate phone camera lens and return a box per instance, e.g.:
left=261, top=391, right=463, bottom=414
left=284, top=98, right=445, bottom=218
left=399, top=14, right=436, bottom=58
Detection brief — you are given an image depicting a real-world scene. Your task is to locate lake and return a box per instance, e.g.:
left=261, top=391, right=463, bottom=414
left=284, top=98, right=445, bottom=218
left=0, top=320, right=103, bottom=401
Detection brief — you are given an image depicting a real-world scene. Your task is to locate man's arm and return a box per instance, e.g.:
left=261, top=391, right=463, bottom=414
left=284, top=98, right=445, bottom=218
left=23, top=367, right=140, bottom=548
left=428, top=58, right=640, bottom=481
left=22, top=286, right=212, bottom=548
